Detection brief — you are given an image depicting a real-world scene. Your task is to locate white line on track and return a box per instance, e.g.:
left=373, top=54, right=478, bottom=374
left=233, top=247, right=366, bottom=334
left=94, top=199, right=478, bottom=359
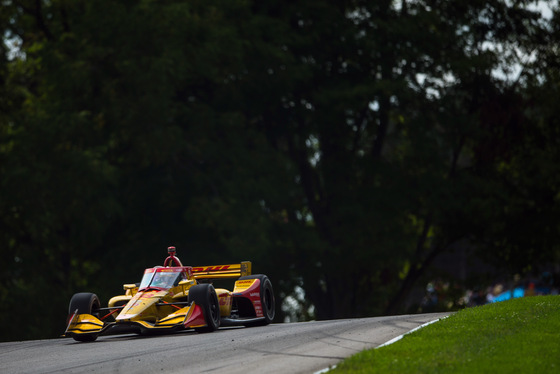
left=376, top=316, right=447, bottom=348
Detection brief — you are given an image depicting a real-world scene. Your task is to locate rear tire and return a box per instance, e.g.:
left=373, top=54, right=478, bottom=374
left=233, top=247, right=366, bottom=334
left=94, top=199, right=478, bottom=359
left=68, top=292, right=100, bottom=342
left=239, top=274, right=275, bottom=326
left=188, top=284, right=220, bottom=332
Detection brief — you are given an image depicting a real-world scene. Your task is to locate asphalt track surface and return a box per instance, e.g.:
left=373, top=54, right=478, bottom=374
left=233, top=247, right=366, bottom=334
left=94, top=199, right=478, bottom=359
left=1, top=312, right=449, bottom=374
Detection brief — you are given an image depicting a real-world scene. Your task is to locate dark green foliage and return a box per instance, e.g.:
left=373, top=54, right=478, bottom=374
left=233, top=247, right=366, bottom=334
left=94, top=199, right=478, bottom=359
left=1, top=0, right=559, bottom=341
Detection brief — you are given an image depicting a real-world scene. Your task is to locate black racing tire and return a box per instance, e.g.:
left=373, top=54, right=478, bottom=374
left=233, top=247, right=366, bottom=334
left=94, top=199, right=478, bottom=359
left=68, top=292, right=100, bottom=342
left=188, top=284, right=220, bottom=332
left=239, top=274, right=275, bottom=326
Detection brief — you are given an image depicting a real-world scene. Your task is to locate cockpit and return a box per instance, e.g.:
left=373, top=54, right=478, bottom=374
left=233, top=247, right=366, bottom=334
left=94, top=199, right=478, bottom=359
left=139, top=268, right=186, bottom=291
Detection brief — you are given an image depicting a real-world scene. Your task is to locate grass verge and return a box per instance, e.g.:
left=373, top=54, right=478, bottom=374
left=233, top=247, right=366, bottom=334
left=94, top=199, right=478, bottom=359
left=332, top=295, right=560, bottom=373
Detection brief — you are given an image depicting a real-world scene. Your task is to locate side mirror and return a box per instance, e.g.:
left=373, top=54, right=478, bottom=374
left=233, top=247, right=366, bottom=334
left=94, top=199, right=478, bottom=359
left=123, top=283, right=139, bottom=296
left=178, top=279, right=195, bottom=288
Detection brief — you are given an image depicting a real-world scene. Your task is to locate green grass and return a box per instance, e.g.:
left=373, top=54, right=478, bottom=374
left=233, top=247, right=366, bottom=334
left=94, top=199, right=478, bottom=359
left=333, top=295, right=560, bottom=373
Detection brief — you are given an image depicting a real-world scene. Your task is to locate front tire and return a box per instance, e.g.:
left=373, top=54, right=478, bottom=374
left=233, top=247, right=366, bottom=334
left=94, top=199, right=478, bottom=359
left=188, top=284, right=220, bottom=332
left=68, top=292, right=101, bottom=342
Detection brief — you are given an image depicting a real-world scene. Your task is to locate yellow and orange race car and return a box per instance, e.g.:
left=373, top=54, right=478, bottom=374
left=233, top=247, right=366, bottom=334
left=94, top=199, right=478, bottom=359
left=64, top=247, right=275, bottom=342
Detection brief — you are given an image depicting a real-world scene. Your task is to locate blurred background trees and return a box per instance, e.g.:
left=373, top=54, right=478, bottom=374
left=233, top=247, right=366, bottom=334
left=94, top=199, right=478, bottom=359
left=1, top=0, right=559, bottom=341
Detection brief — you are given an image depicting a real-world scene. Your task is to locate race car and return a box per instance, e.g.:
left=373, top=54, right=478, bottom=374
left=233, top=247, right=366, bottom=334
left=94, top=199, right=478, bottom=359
left=64, top=247, right=275, bottom=342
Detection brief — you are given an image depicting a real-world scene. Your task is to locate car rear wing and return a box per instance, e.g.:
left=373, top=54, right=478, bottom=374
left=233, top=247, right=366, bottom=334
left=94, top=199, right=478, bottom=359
left=192, top=261, right=252, bottom=280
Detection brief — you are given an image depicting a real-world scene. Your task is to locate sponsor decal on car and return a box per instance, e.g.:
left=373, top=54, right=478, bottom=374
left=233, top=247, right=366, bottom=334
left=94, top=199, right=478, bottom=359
left=192, top=265, right=231, bottom=272
left=254, top=304, right=263, bottom=317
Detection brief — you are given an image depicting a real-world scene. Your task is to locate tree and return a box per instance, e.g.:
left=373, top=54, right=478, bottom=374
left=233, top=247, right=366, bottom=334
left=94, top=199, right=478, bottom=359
left=237, top=0, right=560, bottom=317
left=1, top=0, right=559, bottom=342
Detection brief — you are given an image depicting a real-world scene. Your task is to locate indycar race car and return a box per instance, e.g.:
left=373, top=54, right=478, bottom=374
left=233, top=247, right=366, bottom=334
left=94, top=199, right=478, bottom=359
left=64, top=247, right=275, bottom=342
